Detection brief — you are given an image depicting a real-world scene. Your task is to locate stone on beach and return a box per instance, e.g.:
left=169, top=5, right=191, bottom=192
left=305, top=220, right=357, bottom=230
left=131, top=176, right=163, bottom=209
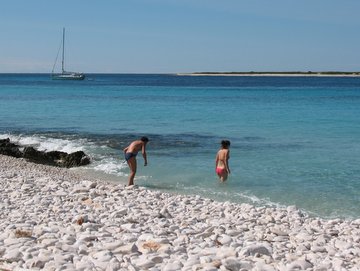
left=1, top=154, right=360, bottom=271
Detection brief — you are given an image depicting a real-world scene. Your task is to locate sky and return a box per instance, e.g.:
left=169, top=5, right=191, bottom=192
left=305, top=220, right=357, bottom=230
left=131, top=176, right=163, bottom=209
left=1, top=0, right=360, bottom=73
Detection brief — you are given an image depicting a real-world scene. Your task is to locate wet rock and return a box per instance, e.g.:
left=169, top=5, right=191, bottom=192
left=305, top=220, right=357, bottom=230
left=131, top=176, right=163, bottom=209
left=23, top=147, right=90, bottom=168
left=0, top=138, right=22, bottom=158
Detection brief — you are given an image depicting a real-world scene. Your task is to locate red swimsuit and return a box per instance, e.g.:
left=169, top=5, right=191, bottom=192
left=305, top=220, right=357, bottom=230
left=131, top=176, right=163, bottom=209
left=216, top=167, right=226, bottom=175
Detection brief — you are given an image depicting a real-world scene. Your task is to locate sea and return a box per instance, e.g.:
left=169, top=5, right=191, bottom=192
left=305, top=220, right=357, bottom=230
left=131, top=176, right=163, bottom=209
left=1, top=73, right=359, bottom=219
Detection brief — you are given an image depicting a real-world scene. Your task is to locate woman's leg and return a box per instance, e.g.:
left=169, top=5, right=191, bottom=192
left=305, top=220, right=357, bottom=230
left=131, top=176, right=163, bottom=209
left=220, top=171, right=228, bottom=182
left=222, top=172, right=228, bottom=181
left=217, top=168, right=228, bottom=182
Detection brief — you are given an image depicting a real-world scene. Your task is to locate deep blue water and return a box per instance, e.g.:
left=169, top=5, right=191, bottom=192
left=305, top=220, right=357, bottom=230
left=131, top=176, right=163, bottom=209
left=1, top=73, right=360, bottom=218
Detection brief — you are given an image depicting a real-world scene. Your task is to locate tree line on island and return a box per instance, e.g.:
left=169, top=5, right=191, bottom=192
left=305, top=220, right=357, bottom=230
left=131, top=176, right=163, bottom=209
left=191, top=71, right=360, bottom=75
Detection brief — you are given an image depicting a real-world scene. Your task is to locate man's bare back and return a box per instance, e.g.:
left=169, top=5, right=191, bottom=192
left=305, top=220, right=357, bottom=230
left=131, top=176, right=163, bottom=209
left=125, top=140, right=145, bottom=154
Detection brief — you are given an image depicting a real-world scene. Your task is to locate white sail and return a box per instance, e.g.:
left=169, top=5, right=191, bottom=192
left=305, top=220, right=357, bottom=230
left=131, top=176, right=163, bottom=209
left=52, top=28, right=85, bottom=80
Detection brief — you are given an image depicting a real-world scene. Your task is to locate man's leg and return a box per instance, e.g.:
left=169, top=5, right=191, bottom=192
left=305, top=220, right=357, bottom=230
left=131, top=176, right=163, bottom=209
left=127, top=157, right=137, bottom=186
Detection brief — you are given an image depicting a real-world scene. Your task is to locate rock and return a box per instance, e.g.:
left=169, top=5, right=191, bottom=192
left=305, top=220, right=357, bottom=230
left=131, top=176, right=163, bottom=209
left=22, top=146, right=90, bottom=168
left=71, top=186, right=90, bottom=194
left=287, top=205, right=298, bottom=212
left=199, top=256, right=213, bottom=264
left=222, top=257, right=247, bottom=271
left=226, top=229, right=241, bottom=237
left=81, top=180, right=97, bottom=189
left=332, top=258, right=345, bottom=270
left=92, top=250, right=113, bottom=262
left=270, top=227, right=289, bottom=236
left=3, top=248, right=23, bottom=262
left=106, top=257, right=122, bottom=271
left=294, top=231, right=313, bottom=241
left=78, top=233, right=97, bottom=242
left=163, top=261, right=183, bottom=271
left=41, top=238, right=58, bottom=247
left=311, top=245, right=327, bottom=253
left=120, top=223, right=136, bottom=231
left=138, top=233, right=154, bottom=242
left=183, top=257, right=200, bottom=268
left=134, top=258, right=156, bottom=269
left=78, top=244, right=88, bottom=255
left=62, top=151, right=91, bottom=167
left=216, top=247, right=236, bottom=258
left=103, top=241, right=124, bottom=251
left=240, top=243, right=273, bottom=256
left=54, top=253, right=73, bottom=265
left=23, top=146, right=60, bottom=166
left=113, top=243, right=138, bottom=254
left=75, top=259, right=94, bottom=270
left=218, top=234, right=232, bottom=245
left=159, top=207, right=172, bottom=218
left=334, top=239, right=352, bottom=250
left=286, top=259, right=313, bottom=270
left=273, top=236, right=289, bottom=242
left=255, top=262, right=277, bottom=271
left=111, top=208, right=128, bottom=218
left=0, top=138, right=22, bottom=157
left=148, top=255, right=164, bottom=264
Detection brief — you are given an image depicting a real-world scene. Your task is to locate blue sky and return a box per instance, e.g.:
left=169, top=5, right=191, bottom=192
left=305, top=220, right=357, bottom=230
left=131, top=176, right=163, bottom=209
left=1, top=0, right=360, bottom=73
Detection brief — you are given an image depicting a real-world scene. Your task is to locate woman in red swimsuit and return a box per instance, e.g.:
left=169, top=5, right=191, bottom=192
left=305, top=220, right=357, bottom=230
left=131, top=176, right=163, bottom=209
left=215, top=140, right=231, bottom=182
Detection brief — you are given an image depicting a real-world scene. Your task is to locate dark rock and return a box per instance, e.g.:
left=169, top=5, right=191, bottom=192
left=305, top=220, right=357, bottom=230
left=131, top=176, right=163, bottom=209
left=1, top=138, right=91, bottom=168
left=45, top=150, right=68, bottom=165
left=23, top=147, right=64, bottom=166
left=24, top=147, right=90, bottom=168
left=0, top=138, right=23, bottom=158
left=62, top=151, right=90, bottom=168
left=23, top=147, right=90, bottom=168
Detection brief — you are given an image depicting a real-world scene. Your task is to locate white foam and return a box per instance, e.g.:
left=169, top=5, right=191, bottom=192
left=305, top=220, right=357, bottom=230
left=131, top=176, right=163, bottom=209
left=0, top=133, right=85, bottom=153
left=235, top=192, right=285, bottom=208
left=135, top=175, right=152, bottom=181
left=172, top=182, right=286, bottom=209
left=0, top=133, right=133, bottom=178
left=92, top=158, right=127, bottom=176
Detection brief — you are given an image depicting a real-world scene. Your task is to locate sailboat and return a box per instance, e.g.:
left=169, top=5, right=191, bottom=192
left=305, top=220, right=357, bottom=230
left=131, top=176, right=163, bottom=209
left=52, top=28, right=85, bottom=80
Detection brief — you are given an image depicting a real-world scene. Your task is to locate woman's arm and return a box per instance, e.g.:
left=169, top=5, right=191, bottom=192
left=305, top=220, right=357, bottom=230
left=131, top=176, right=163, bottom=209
left=142, top=144, right=147, bottom=166
left=225, top=150, right=230, bottom=174
left=215, top=153, right=219, bottom=171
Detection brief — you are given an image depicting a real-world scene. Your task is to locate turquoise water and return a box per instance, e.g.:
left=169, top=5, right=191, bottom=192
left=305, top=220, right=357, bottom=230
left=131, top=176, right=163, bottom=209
left=1, top=74, right=360, bottom=218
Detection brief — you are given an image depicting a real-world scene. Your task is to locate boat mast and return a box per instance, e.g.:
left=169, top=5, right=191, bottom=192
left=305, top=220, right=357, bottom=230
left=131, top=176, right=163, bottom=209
left=62, top=28, right=65, bottom=73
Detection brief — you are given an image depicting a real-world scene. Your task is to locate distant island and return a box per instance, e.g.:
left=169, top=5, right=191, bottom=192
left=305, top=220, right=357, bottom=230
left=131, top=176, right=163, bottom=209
left=177, top=71, right=360, bottom=77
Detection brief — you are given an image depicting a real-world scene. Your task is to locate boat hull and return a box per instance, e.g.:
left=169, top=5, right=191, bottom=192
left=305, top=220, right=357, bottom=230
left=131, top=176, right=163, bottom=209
left=51, top=73, right=85, bottom=80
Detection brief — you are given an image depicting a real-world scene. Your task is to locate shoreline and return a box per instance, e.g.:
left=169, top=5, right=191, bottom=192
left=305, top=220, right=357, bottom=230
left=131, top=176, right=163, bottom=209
left=177, top=72, right=360, bottom=77
left=1, top=154, right=360, bottom=270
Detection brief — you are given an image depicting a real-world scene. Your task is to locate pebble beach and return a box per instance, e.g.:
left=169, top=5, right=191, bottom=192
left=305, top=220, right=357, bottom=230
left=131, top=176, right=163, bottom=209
left=1, top=154, right=360, bottom=271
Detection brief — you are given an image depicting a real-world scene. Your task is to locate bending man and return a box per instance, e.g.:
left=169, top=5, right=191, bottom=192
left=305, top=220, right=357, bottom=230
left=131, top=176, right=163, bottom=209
left=123, top=136, right=149, bottom=186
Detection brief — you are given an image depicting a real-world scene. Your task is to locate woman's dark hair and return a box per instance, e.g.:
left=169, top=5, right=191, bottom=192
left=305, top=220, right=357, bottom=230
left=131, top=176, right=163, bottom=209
left=221, top=140, right=230, bottom=148
left=141, top=136, right=149, bottom=143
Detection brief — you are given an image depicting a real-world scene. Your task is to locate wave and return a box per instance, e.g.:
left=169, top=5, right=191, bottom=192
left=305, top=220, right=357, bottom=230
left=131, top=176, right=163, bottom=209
left=0, top=133, right=86, bottom=153
left=0, top=132, right=150, bottom=182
